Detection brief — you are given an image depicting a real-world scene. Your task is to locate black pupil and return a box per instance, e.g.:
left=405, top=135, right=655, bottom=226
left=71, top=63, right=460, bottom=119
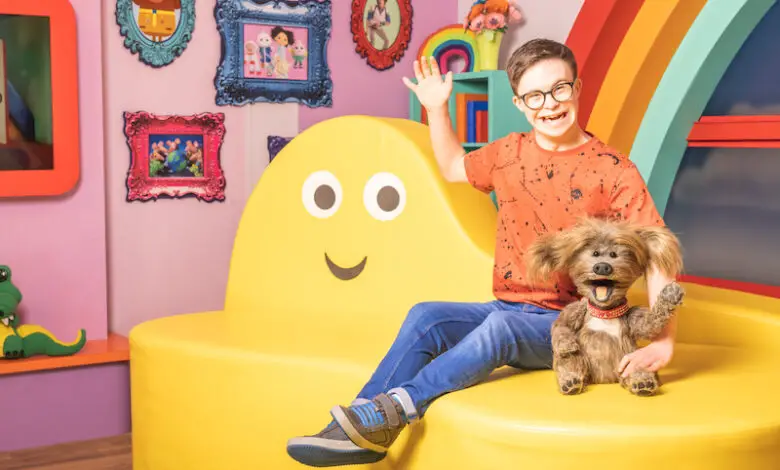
left=377, top=186, right=399, bottom=212
left=314, top=185, right=336, bottom=210
left=0, top=271, right=6, bottom=282
left=592, top=251, right=600, bottom=257
left=610, top=252, right=618, bottom=258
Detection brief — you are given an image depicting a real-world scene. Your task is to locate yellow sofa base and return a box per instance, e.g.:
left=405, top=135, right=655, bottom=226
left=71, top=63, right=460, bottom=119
left=130, top=291, right=780, bottom=470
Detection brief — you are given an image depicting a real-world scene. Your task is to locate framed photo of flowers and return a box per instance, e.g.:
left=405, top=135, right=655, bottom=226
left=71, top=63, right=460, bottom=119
left=351, top=0, right=413, bottom=71
left=214, top=0, right=332, bottom=108
left=124, top=112, right=226, bottom=202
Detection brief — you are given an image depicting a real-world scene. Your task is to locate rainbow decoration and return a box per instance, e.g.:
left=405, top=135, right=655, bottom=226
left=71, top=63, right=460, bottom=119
left=417, top=25, right=479, bottom=74
left=568, top=0, right=775, bottom=215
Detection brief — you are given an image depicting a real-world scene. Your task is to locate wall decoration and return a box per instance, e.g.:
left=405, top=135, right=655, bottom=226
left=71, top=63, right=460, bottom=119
left=124, top=112, right=226, bottom=202
left=267, top=135, right=292, bottom=163
left=116, top=0, right=196, bottom=68
left=214, top=0, right=332, bottom=108
left=351, top=0, right=413, bottom=71
left=462, top=0, right=523, bottom=71
left=417, top=24, right=479, bottom=74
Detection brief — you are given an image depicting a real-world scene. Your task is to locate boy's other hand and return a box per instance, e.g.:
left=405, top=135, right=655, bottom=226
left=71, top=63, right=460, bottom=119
left=618, top=339, right=674, bottom=378
left=402, top=56, right=453, bottom=113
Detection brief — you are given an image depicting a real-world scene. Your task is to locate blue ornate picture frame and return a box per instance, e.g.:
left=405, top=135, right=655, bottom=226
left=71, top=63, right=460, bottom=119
left=214, top=0, right=333, bottom=108
left=116, top=0, right=196, bottom=68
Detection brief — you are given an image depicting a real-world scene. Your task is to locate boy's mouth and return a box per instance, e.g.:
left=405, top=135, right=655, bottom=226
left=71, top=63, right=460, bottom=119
left=586, top=278, right=615, bottom=302
left=541, top=111, right=567, bottom=123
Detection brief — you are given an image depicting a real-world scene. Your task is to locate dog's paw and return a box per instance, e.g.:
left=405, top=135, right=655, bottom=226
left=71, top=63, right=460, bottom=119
left=659, top=282, right=684, bottom=307
left=554, top=336, right=580, bottom=356
left=627, top=372, right=659, bottom=397
left=558, top=373, right=585, bottom=395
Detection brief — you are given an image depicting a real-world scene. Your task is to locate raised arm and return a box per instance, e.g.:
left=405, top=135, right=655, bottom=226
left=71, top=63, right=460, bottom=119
left=402, top=57, right=467, bottom=183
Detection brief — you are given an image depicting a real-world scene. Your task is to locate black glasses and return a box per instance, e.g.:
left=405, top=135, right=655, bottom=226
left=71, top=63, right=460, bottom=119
left=518, top=81, right=575, bottom=110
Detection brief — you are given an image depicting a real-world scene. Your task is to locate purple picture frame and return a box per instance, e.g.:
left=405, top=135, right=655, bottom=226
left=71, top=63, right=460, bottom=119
left=268, top=135, right=293, bottom=163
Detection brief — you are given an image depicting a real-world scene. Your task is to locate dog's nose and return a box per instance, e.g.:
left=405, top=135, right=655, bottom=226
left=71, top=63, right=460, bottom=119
left=593, top=262, right=613, bottom=276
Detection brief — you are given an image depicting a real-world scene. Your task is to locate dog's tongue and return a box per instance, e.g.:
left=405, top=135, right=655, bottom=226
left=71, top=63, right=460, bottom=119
left=595, top=286, right=609, bottom=302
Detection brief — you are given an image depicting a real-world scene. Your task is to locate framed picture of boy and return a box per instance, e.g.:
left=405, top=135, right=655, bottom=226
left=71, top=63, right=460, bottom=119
left=214, top=0, right=332, bottom=108
left=351, top=0, right=413, bottom=71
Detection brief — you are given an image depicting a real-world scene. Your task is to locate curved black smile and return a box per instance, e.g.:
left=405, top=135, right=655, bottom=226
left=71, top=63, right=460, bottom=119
left=325, top=253, right=367, bottom=281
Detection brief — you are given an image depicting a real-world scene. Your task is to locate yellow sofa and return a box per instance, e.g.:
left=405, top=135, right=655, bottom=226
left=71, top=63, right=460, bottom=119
left=130, top=116, right=780, bottom=470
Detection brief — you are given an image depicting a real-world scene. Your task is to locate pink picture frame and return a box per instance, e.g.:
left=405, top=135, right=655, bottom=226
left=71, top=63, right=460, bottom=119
left=123, top=111, right=226, bottom=202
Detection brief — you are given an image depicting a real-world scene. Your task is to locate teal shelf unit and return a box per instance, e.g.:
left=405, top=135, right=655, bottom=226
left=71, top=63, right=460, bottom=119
left=409, top=70, right=531, bottom=209
left=408, top=70, right=531, bottom=149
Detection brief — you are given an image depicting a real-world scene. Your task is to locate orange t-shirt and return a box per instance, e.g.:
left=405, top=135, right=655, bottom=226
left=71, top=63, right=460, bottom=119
left=464, top=131, right=665, bottom=311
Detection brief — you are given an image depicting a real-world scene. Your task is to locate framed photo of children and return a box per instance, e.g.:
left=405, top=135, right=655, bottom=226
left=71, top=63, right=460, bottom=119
left=123, top=112, right=226, bottom=202
left=214, top=0, right=332, bottom=108
left=351, top=0, right=413, bottom=71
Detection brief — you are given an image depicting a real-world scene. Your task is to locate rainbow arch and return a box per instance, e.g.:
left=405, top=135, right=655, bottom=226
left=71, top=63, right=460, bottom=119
left=567, top=0, right=776, bottom=215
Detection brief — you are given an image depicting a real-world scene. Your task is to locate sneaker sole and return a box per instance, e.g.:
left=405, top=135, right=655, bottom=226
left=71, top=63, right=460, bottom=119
left=287, top=437, right=386, bottom=467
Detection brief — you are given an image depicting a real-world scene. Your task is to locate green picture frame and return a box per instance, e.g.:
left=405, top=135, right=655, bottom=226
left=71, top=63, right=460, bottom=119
left=116, top=0, right=196, bottom=68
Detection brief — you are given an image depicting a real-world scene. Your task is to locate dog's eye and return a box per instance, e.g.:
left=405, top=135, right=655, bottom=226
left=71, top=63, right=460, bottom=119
left=592, top=250, right=600, bottom=257
left=609, top=251, right=618, bottom=258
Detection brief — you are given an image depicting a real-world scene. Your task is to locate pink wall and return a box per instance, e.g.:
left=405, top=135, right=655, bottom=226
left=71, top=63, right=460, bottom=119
left=299, top=0, right=457, bottom=130
left=0, top=0, right=108, bottom=341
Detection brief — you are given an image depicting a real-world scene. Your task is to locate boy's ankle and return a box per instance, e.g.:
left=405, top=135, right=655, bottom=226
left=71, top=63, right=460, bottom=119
left=386, top=387, right=420, bottom=424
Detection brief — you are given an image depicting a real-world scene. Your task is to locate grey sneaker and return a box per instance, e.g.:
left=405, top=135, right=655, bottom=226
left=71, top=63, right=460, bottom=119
left=287, top=398, right=386, bottom=467
left=330, top=393, right=407, bottom=454
left=286, top=420, right=386, bottom=467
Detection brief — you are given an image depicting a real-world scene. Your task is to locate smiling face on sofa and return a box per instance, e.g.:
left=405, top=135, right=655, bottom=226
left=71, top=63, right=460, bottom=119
left=225, top=116, right=494, bottom=329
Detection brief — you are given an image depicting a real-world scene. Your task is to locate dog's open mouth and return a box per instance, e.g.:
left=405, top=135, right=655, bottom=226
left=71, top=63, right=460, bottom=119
left=587, top=279, right=616, bottom=302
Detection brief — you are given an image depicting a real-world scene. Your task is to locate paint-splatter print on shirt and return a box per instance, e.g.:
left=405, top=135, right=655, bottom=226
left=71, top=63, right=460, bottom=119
left=464, top=131, right=665, bottom=311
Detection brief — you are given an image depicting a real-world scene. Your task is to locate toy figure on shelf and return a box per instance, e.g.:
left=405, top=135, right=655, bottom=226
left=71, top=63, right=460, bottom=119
left=0, top=265, right=87, bottom=359
left=463, top=0, right=523, bottom=70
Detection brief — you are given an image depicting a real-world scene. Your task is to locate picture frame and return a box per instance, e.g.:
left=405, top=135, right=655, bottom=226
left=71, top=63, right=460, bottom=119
left=351, top=0, right=413, bottom=71
left=214, top=0, right=332, bottom=108
left=267, top=135, right=292, bottom=163
left=124, top=112, right=226, bottom=202
left=0, top=0, right=80, bottom=198
left=115, top=0, right=196, bottom=68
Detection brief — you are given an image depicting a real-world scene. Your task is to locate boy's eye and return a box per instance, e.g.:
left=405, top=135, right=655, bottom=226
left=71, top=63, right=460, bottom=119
left=592, top=251, right=600, bottom=257
left=609, top=252, right=618, bottom=258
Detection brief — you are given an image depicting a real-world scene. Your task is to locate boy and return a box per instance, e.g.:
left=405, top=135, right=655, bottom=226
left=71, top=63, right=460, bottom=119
left=287, top=39, right=677, bottom=467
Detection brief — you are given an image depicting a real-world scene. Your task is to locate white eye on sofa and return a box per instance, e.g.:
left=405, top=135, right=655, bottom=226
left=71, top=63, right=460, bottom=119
left=302, top=170, right=342, bottom=219
left=363, top=172, right=406, bottom=221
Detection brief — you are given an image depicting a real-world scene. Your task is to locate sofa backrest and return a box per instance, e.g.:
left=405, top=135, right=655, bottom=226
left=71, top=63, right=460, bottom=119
left=224, top=116, right=497, bottom=356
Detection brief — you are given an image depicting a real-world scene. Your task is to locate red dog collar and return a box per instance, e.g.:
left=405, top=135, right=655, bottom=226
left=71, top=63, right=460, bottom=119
left=587, top=300, right=630, bottom=319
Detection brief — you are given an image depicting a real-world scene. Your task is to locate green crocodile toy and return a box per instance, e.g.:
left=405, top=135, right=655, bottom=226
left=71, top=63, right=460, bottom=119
left=0, top=265, right=87, bottom=359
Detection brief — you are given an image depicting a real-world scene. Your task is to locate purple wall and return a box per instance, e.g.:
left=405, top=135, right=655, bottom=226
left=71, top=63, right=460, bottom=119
left=299, top=0, right=456, bottom=130
left=2, top=364, right=130, bottom=452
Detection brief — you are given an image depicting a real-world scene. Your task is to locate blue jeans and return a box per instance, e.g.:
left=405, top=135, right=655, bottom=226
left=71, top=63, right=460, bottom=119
left=355, top=300, right=559, bottom=418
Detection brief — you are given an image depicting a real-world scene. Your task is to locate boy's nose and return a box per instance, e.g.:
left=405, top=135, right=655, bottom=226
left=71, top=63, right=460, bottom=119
left=593, top=262, right=613, bottom=276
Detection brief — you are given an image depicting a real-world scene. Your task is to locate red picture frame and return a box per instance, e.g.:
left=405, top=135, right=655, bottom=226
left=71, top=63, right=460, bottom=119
left=123, top=112, right=226, bottom=202
left=351, top=0, right=413, bottom=71
left=0, top=0, right=80, bottom=198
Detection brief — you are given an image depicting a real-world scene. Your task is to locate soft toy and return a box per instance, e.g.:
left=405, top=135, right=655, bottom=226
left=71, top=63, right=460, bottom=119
left=257, top=33, right=275, bottom=77
left=291, top=40, right=308, bottom=69
left=0, top=265, right=87, bottom=359
left=244, top=40, right=260, bottom=74
left=526, top=218, right=685, bottom=396
left=464, top=0, right=523, bottom=33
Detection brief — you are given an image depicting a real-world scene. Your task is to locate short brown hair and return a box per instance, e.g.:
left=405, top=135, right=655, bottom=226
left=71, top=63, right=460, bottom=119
left=506, top=39, right=578, bottom=93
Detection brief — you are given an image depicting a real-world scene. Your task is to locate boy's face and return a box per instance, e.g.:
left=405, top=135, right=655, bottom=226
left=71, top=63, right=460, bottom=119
left=512, top=58, right=582, bottom=140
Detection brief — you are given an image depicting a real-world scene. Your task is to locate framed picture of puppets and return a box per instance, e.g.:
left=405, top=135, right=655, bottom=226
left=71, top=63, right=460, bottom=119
left=123, top=112, right=226, bottom=202
left=214, top=0, right=333, bottom=108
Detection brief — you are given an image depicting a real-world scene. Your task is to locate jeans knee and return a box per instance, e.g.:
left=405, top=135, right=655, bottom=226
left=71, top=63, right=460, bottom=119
left=402, top=302, right=444, bottom=333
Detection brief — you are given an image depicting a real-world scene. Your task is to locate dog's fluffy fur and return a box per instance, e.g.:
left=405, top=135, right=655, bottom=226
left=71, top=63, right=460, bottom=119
left=526, top=217, right=685, bottom=396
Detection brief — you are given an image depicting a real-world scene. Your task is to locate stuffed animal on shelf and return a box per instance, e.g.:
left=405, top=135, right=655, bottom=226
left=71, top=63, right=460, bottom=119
left=526, top=218, right=685, bottom=397
left=0, top=265, right=87, bottom=359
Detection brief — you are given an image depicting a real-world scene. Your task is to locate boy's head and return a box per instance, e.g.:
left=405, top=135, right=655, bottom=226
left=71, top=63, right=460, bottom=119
left=506, top=39, right=581, bottom=140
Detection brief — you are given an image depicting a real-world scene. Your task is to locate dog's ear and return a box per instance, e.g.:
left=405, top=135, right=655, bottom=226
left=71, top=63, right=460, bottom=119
left=634, top=225, right=683, bottom=277
left=526, top=232, right=565, bottom=284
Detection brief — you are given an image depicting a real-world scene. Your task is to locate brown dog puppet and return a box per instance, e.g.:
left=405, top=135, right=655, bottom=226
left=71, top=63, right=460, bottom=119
left=526, top=217, right=685, bottom=397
